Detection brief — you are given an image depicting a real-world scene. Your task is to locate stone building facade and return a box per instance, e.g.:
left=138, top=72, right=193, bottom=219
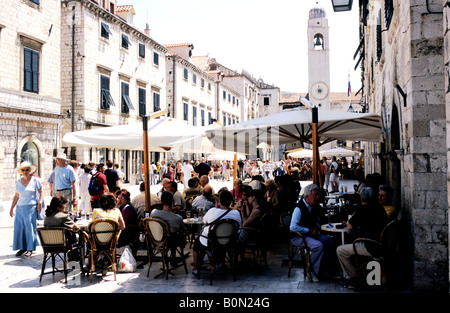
left=60, top=0, right=168, bottom=183
left=0, top=0, right=62, bottom=200
left=355, top=0, right=448, bottom=291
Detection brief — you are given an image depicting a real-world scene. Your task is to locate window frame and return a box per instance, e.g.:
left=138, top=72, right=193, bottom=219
left=101, top=22, right=112, bottom=39
left=100, top=75, right=115, bottom=110
left=121, top=34, right=131, bottom=50
left=138, top=43, right=145, bottom=58
left=153, top=91, right=160, bottom=112
left=138, top=87, right=146, bottom=117
left=121, top=81, right=134, bottom=114
left=23, top=47, right=39, bottom=94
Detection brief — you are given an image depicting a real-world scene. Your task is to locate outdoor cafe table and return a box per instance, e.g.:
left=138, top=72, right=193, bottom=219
left=321, top=222, right=348, bottom=245
left=183, top=218, right=203, bottom=247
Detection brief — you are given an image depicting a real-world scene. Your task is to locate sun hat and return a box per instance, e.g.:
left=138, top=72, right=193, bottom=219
left=53, top=152, right=68, bottom=160
left=16, top=161, right=37, bottom=174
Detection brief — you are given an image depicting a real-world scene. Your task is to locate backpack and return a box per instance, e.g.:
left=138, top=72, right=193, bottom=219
left=88, top=173, right=101, bottom=196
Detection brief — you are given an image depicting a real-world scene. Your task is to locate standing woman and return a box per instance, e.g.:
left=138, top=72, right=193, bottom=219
left=9, top=161, right=43, bottom=257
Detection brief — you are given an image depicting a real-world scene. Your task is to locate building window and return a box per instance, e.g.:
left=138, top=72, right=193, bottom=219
left=192, top=106, right=197, bottom=126
left=138, top=88, right=146, bottom=117
left=223, top=91, right=226, bottom=100
left=236, top=99, right=239, bottom=106
left=153, top=91, right=160, bottom=112
left=223, top=115, right=227, bottom=126
left=385, top=0, right=394, bottom=29
left=232, top=96, right=235, bottom=104
left=138, top=43, right=145, bottom=58
left=201, top=78, right=205, bottom=88
left=23, top=48, right=39, bottom=93
left=201, top=109, right=205, bottom=126
left=153, top=52, right=159, bottom=66
left=121, top=82, right=134, bottom=113
left=101, top=22, right=112, bottom=39
left=30, top=0, right=39, bottom=5
left=208, top=112, right=212, bottom=125
left=183, top=102, right=188, bottom=121
left=264, top=96, right=270, bottom=106
left=208, top=82, right=211, bottom=91
left=100, top=75, right=115, bottom=110
left=376, top=10, right=382, bottom=61
left=183, top=68, right=188, bottom=80
left=122, top=34, right=131, bottom=49
left=193, top=73, right=197, bottom=85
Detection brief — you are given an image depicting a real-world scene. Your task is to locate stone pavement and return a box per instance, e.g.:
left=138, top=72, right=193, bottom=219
left=0, top=179, right=361, bottom=294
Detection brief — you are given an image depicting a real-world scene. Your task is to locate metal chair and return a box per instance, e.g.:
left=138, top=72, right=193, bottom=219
left=280, top=212, right=313, bottom=281
left=199, top=218, right=240, bottom=285
left=82, top=219, right=121, bottom=282
left=142, top=217, right=188, bottom=279
left=36, top=227, right=82, bottom=283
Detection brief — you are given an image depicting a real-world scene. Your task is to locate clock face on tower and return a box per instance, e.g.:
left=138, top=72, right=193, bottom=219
left=311, top=82, right=329, bottom=100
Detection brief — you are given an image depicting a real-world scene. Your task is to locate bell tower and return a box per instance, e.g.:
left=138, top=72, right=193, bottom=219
left=307, top=5, right=331, bottom=109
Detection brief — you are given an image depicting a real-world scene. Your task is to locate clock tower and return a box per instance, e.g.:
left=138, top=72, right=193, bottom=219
left=307, top=5, right=331, bottom=110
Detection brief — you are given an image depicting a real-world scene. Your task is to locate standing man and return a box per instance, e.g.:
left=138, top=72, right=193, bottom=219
left=90, top=163, right=108, bottom=209
left=194, top=157, right=211, bottom=178
left=48, top=153, right=77, bottom=212
left=290, top=183, right=335, bottom=282
left=104, top=160, right=120, bottom=192
left=160, top=160, right=168, bottom=180
left=330, top=156, right=339, bottom=192
left=180, top=160, right=195, bottom=189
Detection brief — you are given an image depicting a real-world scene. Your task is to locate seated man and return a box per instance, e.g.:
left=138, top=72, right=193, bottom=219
left=131, top=182, right=161, bottom=221
left=166, top=181, right=186, bottom=215
left=182, top=178, right=201, bottom=200
left=289, top=183, right=335, bottom=282
left=150, top=191, right=186, bottom=259
left=336, top=187, right=389, bottom=288
left=191, top=184, right=215, bottom=211
left=192, top=190, right=242, bottom=276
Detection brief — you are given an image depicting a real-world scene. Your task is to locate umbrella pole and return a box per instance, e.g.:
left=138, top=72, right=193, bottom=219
left=142, top=116, right=151, bottom=213
left=312, top=107, right=319, bottom=186
left=233, top=154, right=237, bottom=181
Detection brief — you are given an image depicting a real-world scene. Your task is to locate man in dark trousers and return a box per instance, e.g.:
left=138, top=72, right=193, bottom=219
left=104, top=160, right=120, bottom=192
left=289, top=183, right=335, bottom=282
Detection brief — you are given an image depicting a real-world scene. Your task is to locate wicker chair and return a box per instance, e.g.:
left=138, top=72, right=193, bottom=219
left=236, top=213, right=271, bottom=271
left=280, top=212, right=313, bottom=281
left=36, top=227, right=81, bottom=283
left=199, top=218, right=240, bottom=285
left=142, top=217, right=188, bottom=279
left=82, top=219, right=121, bottom=282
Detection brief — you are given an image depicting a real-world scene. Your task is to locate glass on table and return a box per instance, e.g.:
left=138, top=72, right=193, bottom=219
left=186, top=211, right=191, bottom=222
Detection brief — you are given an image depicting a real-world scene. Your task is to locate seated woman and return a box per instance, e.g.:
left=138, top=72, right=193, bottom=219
left=116, top=189, right=139, bottom=248
left=237, top=189, right=265, bottom=243
left=92, top=193, right=126, bottom=231
left=230, top=178, right=244, bottom=202
left=43, top=195, right=80, bottom=260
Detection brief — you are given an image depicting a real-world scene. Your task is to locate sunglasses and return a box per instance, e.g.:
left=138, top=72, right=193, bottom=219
left=21, top=168, right=30, bottom=172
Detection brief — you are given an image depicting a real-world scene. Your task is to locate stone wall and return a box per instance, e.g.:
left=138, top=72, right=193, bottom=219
left=360, top=0, right=448, bottom=291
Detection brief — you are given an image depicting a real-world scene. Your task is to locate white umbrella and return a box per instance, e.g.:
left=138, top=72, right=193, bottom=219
left=63, top=117, right=205, bottom=151
left=320, top=147, right=360, bottom=158
left=207, top=153, right=246, bottom=161
left=287, top=148, right=313, bottom=158
left=206, top=107, right=381, bottom=155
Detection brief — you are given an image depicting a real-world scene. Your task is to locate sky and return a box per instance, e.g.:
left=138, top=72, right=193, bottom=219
left=118, top=0, right=361, bottom=94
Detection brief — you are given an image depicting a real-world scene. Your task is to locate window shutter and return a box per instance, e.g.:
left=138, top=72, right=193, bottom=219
left=24, top=49, right=33, bottom=92
left=139, top=88, right=146, bottom=116
left=32, top=51, right=39, bottom=93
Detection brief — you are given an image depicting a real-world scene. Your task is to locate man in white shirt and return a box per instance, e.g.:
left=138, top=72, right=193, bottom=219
left=191, top=190, right=242, bottom=276
left=180, top=160, right=195, bottom=189
left=330, top=156, right=339, bottom=192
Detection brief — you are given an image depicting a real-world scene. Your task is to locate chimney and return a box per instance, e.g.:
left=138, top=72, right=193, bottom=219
left=144, top=23, right=150, bottom=37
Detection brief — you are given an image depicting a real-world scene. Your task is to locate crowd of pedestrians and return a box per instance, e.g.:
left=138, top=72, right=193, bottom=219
left=9, top=152, right=398, bottom=290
